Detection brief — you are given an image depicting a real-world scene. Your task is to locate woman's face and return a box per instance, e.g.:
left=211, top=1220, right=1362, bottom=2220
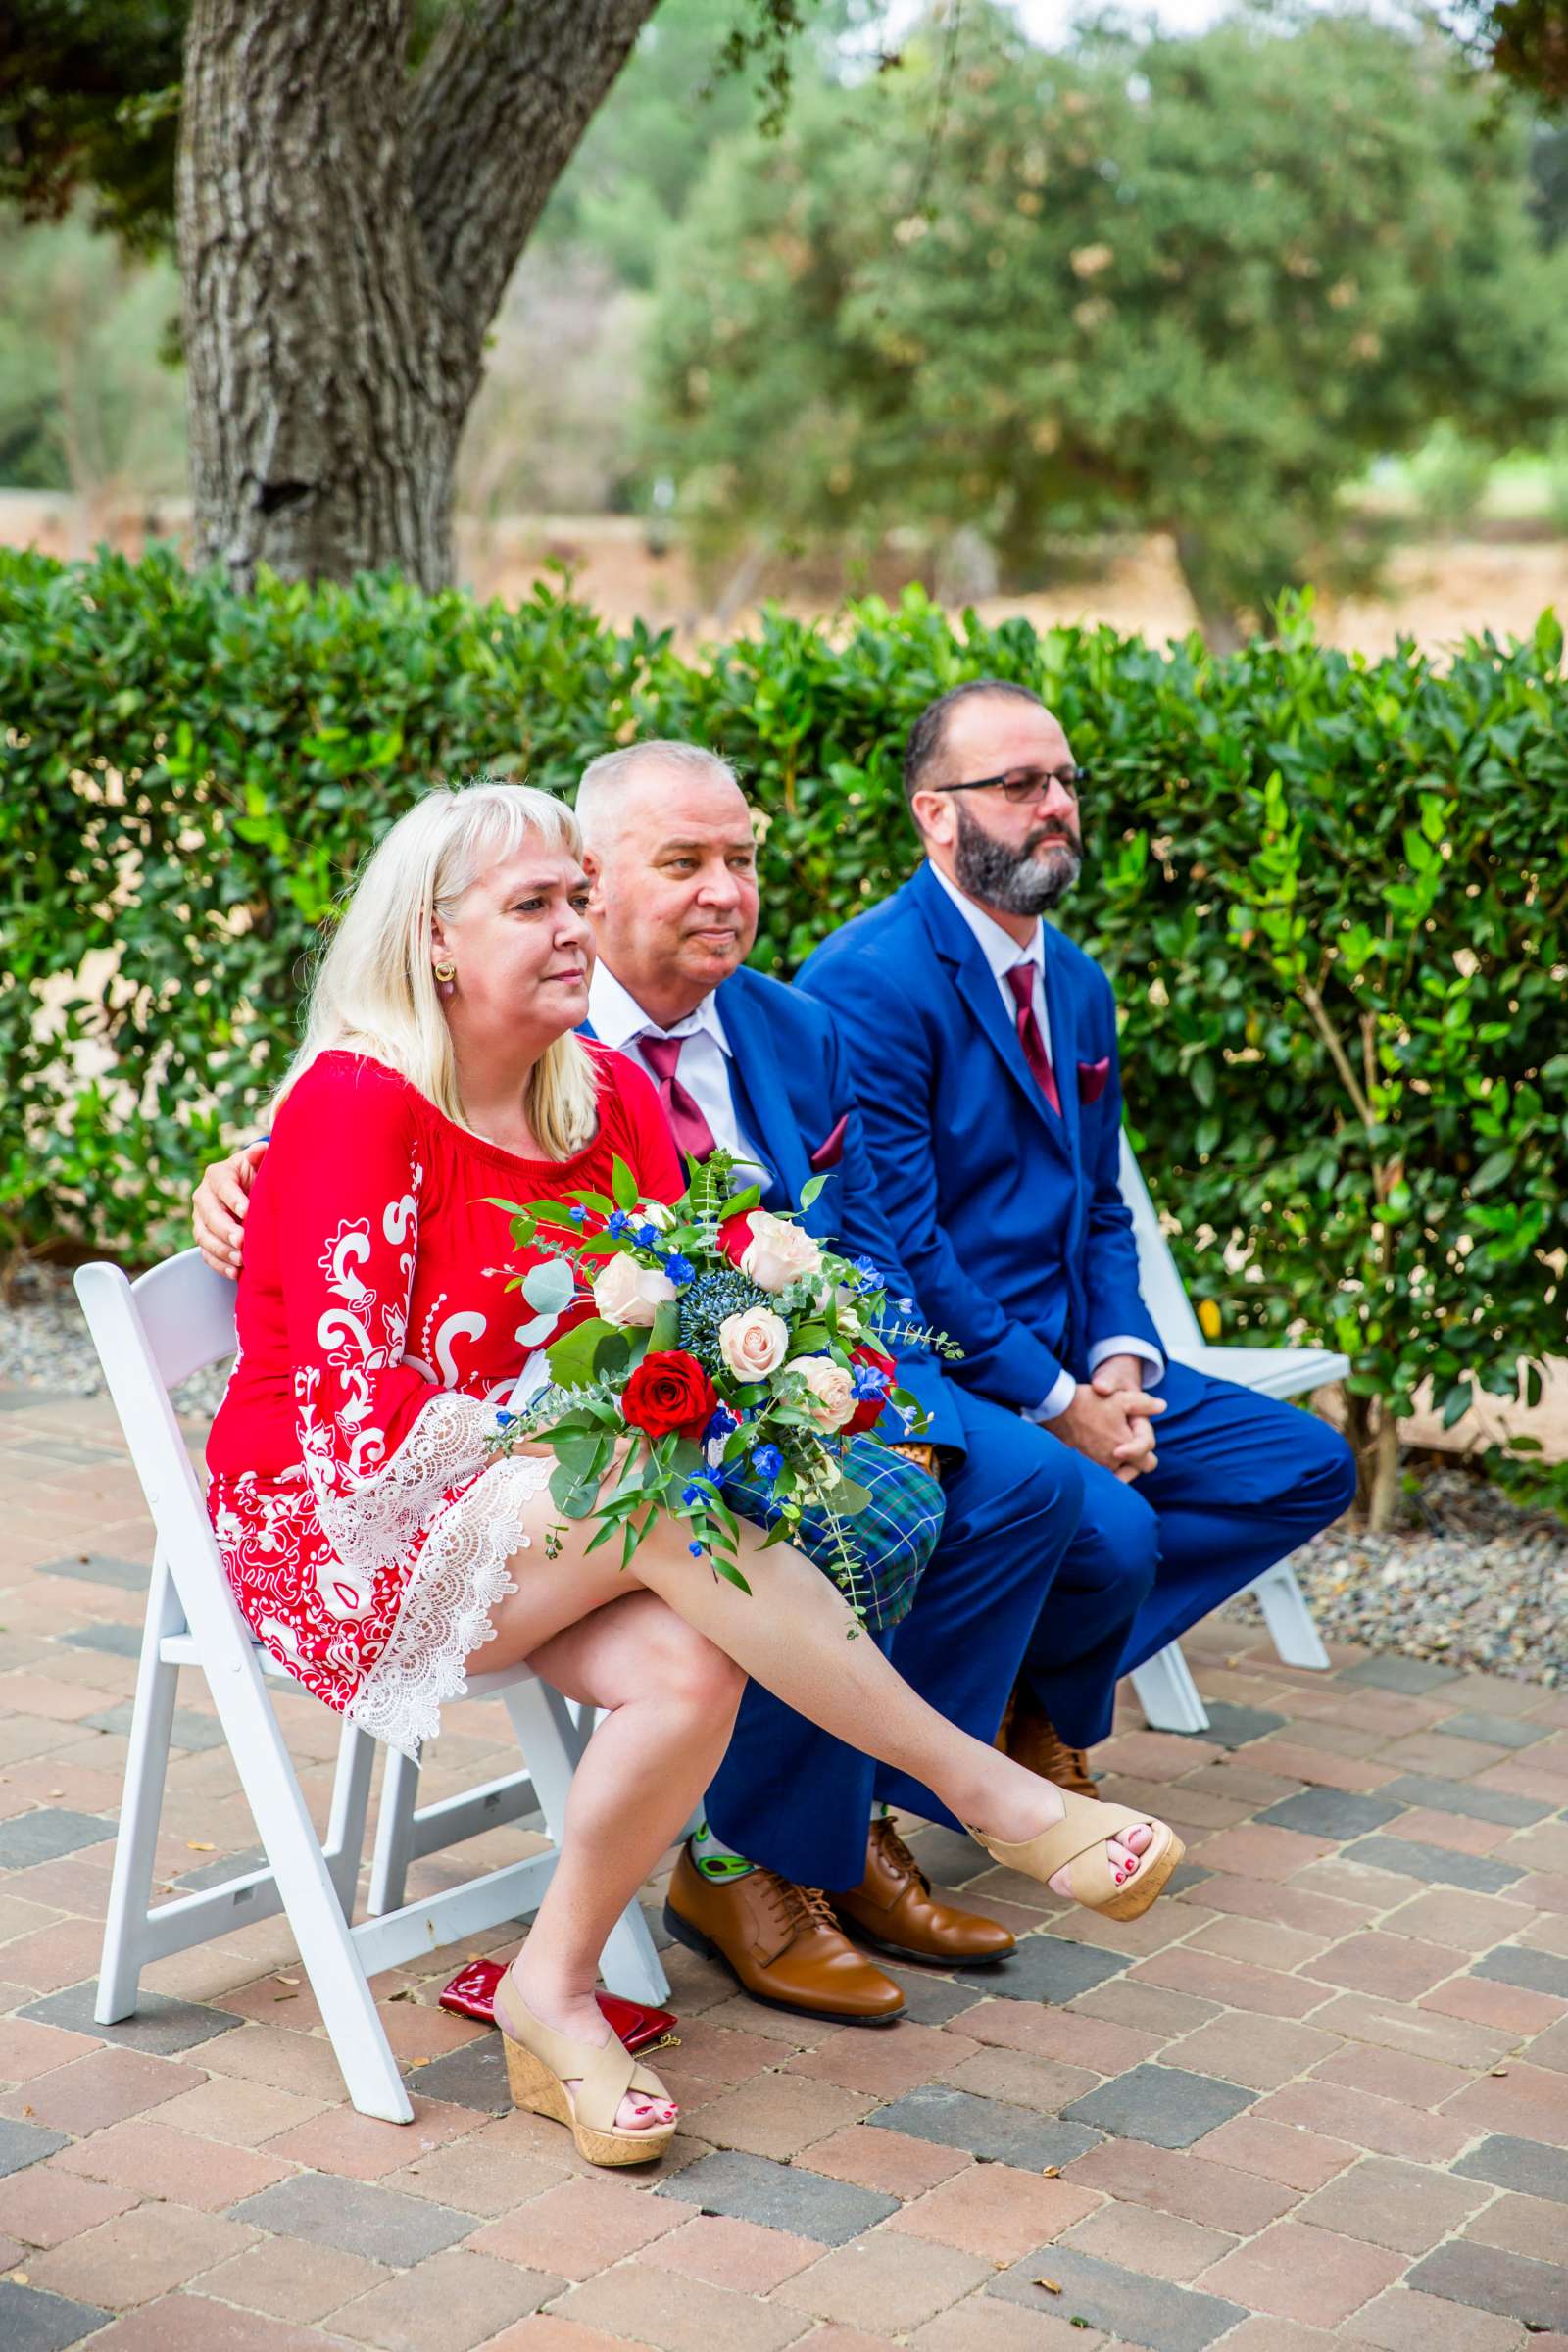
left=431, top=837, right=595, bottom=1049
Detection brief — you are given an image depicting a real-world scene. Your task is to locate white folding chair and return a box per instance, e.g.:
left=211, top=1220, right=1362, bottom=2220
left=76, top=1251, right=667, bottom=2124
left=1117, top=1137, right=1348, bottom=1734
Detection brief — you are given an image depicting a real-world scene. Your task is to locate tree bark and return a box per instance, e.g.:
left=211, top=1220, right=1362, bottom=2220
left=177, top=0, right=658, bottom=591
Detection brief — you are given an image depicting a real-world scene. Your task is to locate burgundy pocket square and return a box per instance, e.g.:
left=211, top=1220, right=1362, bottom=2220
left=1077, top=1057, right=1111, bottom=1104
left=809, top=1113, right=850, bottom=1171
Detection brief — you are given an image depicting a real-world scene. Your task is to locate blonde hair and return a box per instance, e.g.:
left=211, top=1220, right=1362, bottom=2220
left=277, top=781, right=598, bottom=1158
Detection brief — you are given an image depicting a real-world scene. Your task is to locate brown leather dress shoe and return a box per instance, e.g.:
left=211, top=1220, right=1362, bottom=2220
left=663, top=1845, right=906, bottom=2026
left=996, top=1684, right=1099, bottom=1800
left=833, top=1816, right=1015, bottom=1965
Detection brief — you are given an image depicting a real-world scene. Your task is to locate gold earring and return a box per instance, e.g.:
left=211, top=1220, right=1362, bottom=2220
left=433, top=959, right=456, bottom=984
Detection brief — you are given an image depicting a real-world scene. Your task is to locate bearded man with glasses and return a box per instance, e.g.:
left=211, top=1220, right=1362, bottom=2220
left=800, top=680, right=1355, bottom=1800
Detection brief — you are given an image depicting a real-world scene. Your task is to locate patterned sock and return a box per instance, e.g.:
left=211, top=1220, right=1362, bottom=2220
left=690, top=1817, right=757, bottom=1882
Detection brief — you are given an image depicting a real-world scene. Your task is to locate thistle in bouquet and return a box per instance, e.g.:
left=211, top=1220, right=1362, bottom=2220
left=488, top=1149, right=956, bottom=1625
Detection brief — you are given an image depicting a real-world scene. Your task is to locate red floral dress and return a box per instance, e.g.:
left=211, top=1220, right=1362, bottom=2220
left=207, top=1044, right=682, bottom=1755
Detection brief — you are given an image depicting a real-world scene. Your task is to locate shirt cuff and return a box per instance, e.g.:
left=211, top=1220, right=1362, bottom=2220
left=1022, top=1366, right=1079, bottom=1424
left=1089, top=1335, right=1165, bottom=1388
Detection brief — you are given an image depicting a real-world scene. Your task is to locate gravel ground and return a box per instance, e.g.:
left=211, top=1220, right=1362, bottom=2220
left=8, top=1262, right=1564, bottom=1686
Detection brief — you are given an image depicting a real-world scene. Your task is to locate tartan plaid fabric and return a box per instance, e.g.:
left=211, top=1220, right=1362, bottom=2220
left=719, top=1435, right=944, bottom=1633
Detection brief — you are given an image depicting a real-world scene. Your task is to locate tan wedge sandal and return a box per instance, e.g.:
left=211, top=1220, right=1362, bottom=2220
left=972, top=1788, right=1185, bottom=1923
left=492, top=1974, right=676, bottom=2167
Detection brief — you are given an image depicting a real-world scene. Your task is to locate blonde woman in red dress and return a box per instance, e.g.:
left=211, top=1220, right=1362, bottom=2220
left=207, top=781, right=1182, bottom=2168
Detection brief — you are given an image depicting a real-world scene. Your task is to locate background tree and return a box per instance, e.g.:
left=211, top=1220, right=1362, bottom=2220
left=0, top=211, right=185, bottom=527
left=0, top=0, right=813, bottom=590
left=646, top=3, right=1568, bottom=642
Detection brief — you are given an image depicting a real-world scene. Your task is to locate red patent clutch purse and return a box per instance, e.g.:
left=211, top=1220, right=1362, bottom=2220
left=438, top=1959, right=679, bottom=2053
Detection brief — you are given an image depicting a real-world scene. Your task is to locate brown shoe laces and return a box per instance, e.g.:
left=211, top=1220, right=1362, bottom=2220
left=758, top=1871, right=843, bottom=1939
left=868, top=1815, right=930, bottom=1892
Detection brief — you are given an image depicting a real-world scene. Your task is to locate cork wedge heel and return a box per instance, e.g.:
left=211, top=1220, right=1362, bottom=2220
left=492, top=1973, right=676, bottom=2167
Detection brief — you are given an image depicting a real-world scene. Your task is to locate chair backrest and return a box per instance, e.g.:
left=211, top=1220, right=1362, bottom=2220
left=74, top=1254, right=256, bottom=1668
left=1117, top=1132, right=1205, bottom=1360
left=126, top=1249, right=238, bottom=1391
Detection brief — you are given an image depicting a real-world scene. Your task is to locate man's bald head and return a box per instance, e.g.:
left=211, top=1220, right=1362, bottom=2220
left=574, top=738, right=760, bottom=1028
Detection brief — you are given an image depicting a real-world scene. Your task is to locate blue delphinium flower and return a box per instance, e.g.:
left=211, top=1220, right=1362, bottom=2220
left=897, top=1295, right=915, bottom=1314
left=568, top=1204, right=586, bottom=1224
left=849, top=1255, right=882, bottom=1292
left=850, top=1361, right=890, bottom=1401
left=495, top=1409, right=514, bottom=1430
left=750, top=1444, right=784, bottom=1486
left=635, top=1220, right=662, bottom=1248
left=607, top=1209, right=633, bottom=1238
left=681, top=1476, right=716, bottom=1507
left=663, top=1251, right=695, bottom=1285
left=688, top=1540, right=705, bottom=1558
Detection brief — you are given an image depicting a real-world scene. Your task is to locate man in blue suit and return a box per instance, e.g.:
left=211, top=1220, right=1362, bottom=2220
left=800, top=680, right=1357, bottom=1783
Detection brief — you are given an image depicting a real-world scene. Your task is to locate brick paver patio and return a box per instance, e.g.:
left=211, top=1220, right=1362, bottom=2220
left=1, top=1379, right=1565, bottom=2352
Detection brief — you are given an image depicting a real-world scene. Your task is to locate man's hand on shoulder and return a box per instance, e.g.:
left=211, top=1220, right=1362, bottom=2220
left=1053, top=1368, right=1164, bottom=1482
left=193, top=1141, right=268, bottom=1279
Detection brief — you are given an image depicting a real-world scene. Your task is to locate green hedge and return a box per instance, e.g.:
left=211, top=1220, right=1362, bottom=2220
left=3, top=545, right=1564, bottom=1484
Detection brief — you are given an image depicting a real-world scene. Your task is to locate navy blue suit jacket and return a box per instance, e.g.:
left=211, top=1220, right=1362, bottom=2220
left=582, top=961, right=964, bottom=1456
left=798, top=861, right=1159, bottom=1414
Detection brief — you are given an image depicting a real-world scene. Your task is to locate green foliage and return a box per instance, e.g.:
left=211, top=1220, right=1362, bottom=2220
left=0, top=205, right=185, bottom=494
left=2, top=548, right=1563, bottom=1458
left=645, top=3, right=1568, bottom=633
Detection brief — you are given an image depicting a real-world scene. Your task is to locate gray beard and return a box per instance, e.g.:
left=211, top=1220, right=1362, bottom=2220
left=954, top=805, right=1083, bottom=916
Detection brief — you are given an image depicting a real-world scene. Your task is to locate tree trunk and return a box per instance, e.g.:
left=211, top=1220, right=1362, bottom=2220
left=1172, top=529, right=1245, bottom=655
left=1365, top=1406, right=1402, bottom=1535
left=177, top=0, right=658, bottom=591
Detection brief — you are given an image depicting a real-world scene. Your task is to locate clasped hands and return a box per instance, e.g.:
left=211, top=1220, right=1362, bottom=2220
left=1054, top=1353, right=1164, bottom=1482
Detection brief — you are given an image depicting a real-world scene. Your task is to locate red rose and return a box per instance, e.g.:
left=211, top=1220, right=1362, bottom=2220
left=621, top=1348, right=719, bottom=1444
left=715, top=1209, right=758, bottom=1270
left=845, top=1344, right=897, bottom=1437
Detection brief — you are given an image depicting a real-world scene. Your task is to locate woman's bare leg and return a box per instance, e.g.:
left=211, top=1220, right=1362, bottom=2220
left=470, top=1465, right=1149, bottom=1916
left=494, top=1591, right=741, bottom=2132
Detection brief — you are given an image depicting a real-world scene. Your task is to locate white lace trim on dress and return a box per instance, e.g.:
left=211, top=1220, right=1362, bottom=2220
left=349, top=1450, right=554, bottom=1757
left=308, top=1388, right=497, bottom=1583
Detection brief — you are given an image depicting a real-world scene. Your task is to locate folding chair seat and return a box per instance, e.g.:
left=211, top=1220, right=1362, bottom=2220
left=1116, top=1137, right=1349, bottom=1734
left=76, top=1250, right=667, bottom=2124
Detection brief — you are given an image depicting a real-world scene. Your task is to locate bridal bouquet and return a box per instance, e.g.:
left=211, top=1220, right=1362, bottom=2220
left=489, top=1152, right=953, bottom=1620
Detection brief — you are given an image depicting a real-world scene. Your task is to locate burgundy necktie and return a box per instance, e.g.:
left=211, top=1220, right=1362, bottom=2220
left=639, top=1033, right=719, bottom=1164
left=1005, top=963, right=1062, bottom=1115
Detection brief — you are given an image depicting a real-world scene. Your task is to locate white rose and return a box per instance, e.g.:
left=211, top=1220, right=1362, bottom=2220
left=793, top=1353, right=856, bottom=1431
left=718, top=1305, right=790, bottom=1380
left=740, top=1211, right=823, bottom=1293
left=593, top=1251, right=677, bottom=1328
left=639, top=1200, right=676, bottom=1231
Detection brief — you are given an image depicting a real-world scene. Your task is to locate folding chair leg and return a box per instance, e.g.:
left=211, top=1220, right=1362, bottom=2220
left=323, top=1720, right=376, bottom=1920
left=500, top=1679, right=669, bottom=2008
left=97, top=1551, right=182, bottom=2024
left=210, top=1672, right=412, bottom=2121
left=1129, top=1641, right=1211, bottom=1735
left=1250, top=1558, right=1331, bottom=1671
left=368, top=1743, right=422, bottom=1918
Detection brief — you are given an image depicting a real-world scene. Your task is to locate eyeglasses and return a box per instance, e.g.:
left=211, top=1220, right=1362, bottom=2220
left=928, top=765, right=1088, bottom=804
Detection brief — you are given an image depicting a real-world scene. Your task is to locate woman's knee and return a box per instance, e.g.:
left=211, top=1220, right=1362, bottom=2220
left=639, top=1600, right=746, bottom=1716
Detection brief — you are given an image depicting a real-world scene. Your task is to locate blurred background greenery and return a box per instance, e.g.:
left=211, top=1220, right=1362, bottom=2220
left=4, top=0, right=1568, bottom=645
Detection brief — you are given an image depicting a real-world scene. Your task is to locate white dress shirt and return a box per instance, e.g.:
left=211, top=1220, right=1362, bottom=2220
left=587, top=962, right=772, bottom=1193
left=928, top=861, right=1162, bottom=1420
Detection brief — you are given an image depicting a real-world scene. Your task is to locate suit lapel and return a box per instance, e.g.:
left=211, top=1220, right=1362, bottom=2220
left=912, top=864, right=1072, bottom=1163
left=714, top=973, right=813, bottom=1210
